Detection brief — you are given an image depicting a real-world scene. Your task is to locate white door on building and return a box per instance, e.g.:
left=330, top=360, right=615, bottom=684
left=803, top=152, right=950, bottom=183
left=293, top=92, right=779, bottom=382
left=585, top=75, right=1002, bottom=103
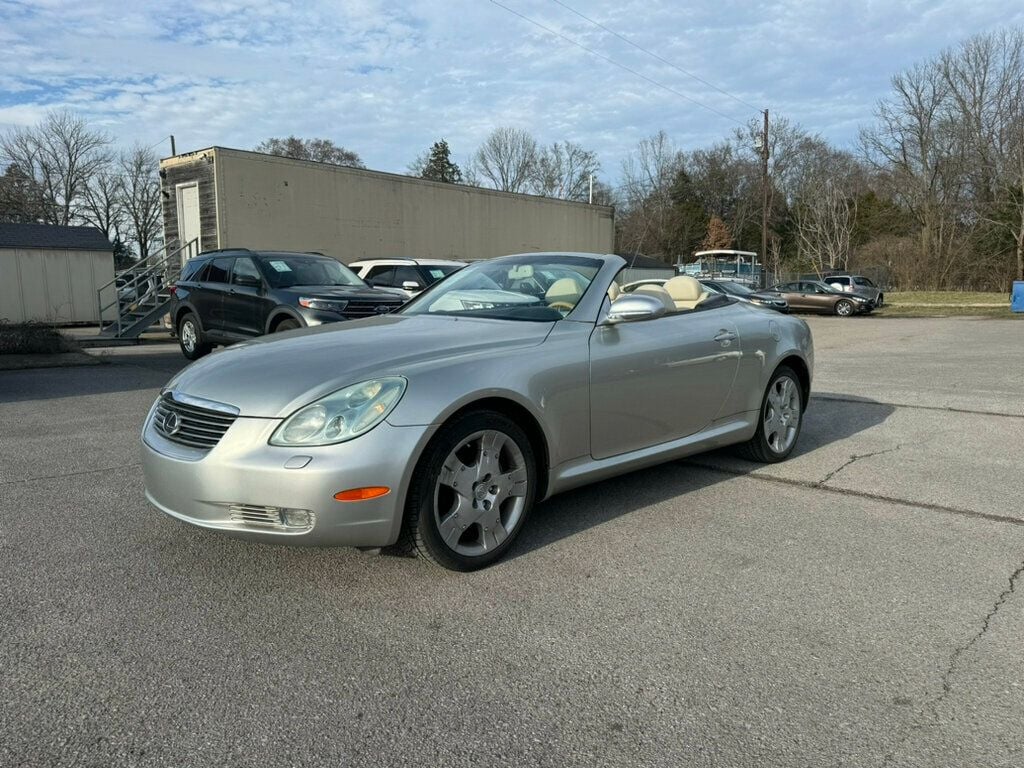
left=177, top=183, right=201, bottom=263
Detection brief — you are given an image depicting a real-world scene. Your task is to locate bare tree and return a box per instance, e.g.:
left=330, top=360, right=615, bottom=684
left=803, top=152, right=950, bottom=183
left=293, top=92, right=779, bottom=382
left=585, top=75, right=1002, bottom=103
left=0, top=109, right=111, bottom=225
left=119, top=145, right=163, bottom=260
left=794, top=179, right=857, bottom=275
left=255, top=136, right=364, bottom=168
left=617, top=130, right=682, bottom=257
left=80, top=162, right=125, bottom=241
left=471, top=127, right=538, bottom=193
left=940, top=29, right=1024, bottom=280
left=531, top=141, right=600, bottom=201
left=860, top=61, right=971, bottom=288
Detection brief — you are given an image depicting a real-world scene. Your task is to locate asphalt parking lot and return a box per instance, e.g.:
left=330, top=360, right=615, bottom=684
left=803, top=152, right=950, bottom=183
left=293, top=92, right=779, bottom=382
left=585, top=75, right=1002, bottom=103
left=2, top=316, right=1022, bottom=767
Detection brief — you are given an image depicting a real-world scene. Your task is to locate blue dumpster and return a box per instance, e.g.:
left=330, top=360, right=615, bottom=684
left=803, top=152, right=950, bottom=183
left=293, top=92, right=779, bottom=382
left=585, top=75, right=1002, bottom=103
left=1013, top=281, right=1024, bottom=313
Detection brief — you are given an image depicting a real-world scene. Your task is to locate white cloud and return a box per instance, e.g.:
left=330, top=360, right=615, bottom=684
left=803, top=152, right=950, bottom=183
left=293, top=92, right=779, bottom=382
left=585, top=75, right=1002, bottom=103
left=1, top=0, right=1022, bottom=182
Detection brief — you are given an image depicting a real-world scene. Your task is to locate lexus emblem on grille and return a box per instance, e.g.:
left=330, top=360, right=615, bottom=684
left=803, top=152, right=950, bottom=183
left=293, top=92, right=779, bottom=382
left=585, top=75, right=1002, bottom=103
left=374, top=305, right=391, bottom=314
left=163, top=411, right=181, bottom=436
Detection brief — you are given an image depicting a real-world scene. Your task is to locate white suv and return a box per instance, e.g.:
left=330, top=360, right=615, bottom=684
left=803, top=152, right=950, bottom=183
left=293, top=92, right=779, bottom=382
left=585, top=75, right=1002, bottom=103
left=349, top=258, right=465, bottom=298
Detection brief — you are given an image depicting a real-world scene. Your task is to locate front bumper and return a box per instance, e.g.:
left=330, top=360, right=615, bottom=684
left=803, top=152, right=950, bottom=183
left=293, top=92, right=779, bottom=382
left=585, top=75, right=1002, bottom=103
left=141, top=404, right=436, bottom=547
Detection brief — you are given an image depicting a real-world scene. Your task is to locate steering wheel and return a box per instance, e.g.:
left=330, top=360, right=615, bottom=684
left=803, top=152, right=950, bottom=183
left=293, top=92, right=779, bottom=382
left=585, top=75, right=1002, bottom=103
left=548, top=301, right=575, bottom=313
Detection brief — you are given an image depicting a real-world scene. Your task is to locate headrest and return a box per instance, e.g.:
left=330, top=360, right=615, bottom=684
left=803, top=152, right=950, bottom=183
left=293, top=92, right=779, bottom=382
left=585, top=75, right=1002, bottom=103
left=663, top=276, right=704, bottom=301
left=546, top=277, right=582, bottom=300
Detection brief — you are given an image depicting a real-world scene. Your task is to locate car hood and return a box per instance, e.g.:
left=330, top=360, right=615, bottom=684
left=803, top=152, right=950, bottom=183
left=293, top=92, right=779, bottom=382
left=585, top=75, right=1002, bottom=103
left=164, top=315, right=554, bottom=418
left=272, top=285, right=406, bottom=301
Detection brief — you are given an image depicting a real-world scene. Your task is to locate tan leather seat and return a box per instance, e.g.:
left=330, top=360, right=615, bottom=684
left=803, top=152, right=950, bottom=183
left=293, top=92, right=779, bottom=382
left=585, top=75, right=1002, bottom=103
left=607, top=281, right=621, bottom=302
left=631, top=284, right=676, bottom=313
left=663, top=276, right=709, bottom=310
left=546, top=277, right=582, bottom=307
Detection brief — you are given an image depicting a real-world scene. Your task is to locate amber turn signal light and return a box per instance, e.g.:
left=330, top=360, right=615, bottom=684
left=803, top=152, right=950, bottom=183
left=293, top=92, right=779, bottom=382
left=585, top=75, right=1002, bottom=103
left=334, top=486, right=391, bottom=502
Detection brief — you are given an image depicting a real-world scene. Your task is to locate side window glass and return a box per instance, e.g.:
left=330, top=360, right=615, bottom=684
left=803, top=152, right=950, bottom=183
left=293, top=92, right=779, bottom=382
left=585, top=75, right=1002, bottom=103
left=182, top=260, right=207, bottom=281
left=206, top=257, right=232, bottom=284
left=231, top=257, right=261, bottom=286
left=394, top=266, right=422, bottom=287
left=369, top=266, right=396, bottom=286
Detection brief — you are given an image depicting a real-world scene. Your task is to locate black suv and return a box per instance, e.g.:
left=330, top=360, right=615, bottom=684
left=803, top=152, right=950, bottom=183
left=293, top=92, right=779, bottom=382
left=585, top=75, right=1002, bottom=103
left=170, top=249, right=406, bottom=359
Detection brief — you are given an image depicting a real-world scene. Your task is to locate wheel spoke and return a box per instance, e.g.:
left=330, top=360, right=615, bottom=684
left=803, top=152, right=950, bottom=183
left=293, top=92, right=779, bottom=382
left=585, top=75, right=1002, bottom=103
left=439, top=458, right=477, bottom=494
left=479, top=506, right=508, bottom=550
left=501, top=467, right=528, bottom=498
left=479, top=431, right=506, bottom=471
left=437, top=504, right=467, bottom=547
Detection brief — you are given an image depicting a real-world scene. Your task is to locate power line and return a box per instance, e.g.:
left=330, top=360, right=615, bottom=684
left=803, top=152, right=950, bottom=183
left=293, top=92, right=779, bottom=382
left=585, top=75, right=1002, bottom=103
left=488, top=0, right=747, bottom=126
left=550, top=0, right=762, bottom=112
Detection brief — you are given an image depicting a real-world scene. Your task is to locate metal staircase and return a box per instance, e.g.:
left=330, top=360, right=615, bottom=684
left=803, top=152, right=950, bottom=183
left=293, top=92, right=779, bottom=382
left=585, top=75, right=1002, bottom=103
left=97, top=239, right=199, bottom=339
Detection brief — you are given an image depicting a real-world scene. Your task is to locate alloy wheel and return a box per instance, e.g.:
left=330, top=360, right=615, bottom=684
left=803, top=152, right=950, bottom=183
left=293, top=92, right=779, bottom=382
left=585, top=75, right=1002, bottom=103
left=764, top=376, right=801, bottom=454
left=180, top=320, right=197, bottom=353
left=433, top=429, right=529, bottom=556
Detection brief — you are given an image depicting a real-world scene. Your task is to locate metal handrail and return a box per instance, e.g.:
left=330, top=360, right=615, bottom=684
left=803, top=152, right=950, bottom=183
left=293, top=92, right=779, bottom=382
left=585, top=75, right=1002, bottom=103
left=97, top=238, right=199, bottom=336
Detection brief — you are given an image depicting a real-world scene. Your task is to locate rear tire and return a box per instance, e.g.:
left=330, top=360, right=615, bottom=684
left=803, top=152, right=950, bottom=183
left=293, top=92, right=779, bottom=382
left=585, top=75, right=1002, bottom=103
left=178, top=313, right=212, bottom=360
left=395, top=410, right=537, bottom=571
left=735, top=366, right=804, bottom=463
left=834, top=299, right=855, bottom=317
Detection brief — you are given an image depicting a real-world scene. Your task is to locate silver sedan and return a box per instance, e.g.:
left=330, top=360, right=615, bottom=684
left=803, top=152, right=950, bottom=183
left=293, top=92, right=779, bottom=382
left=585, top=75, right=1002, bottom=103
left=142, top=252, right=813, bottom=570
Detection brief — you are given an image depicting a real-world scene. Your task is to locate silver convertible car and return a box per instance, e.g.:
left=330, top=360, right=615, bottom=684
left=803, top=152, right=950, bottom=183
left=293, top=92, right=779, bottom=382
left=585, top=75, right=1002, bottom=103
left=143, top=253, right=813, bottom=570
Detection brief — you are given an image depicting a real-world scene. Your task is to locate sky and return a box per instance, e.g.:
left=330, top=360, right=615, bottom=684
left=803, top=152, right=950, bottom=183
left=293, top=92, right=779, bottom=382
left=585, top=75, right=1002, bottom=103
left=1, top=0, right=1022, bottom=183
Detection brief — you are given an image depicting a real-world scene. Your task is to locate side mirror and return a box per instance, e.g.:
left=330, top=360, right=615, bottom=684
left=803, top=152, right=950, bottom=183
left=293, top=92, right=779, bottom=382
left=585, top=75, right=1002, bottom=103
left=236, top=275, right=261, bottom=289
left=402, top=280, right=422, bottom=291
left=602, top=294, right=667, bottom=325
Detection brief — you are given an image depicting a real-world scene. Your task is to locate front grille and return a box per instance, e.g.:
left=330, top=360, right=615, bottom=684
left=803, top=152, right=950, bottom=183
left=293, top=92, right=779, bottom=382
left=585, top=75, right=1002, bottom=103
left=342, top=299, right=403, bottom=319
left=153, top=394, right=237, bottom=450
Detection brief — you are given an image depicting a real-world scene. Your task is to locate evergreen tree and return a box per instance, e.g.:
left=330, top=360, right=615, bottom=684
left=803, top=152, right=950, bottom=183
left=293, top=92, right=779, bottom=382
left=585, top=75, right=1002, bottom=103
left=420, top=140, right=463, bottom=184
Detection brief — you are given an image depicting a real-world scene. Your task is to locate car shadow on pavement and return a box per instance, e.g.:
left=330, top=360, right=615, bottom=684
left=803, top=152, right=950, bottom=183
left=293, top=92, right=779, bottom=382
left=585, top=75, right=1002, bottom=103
left=508, top=392, right=896, bottom=560
left=0, top=346, right=189, bottom=403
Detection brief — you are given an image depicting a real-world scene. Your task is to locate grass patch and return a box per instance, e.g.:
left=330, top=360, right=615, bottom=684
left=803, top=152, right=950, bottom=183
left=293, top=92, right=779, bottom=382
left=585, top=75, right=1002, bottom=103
left=887, top=291, right=1009, bottom=305
left=877, top=304, right=1021, bottom=318
left=0, top=321, right=80, bottom=354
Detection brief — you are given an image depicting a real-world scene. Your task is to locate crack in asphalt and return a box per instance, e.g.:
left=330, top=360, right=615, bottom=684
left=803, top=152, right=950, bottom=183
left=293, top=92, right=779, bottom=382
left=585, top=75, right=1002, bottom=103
left=817, top=446, right=902, bottom=487
left=880, top=557, right=1024, bottom=767
left=811, top=394, right=1024, bottom=420
left=0, top=462, right=142, bottom=486
left=685, top=461, right=1024, bottom=529
left=939, top=558, right=1024, bottom=700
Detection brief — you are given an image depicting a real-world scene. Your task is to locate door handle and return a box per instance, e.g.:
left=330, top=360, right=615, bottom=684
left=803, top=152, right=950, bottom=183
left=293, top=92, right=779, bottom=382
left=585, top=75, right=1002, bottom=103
left=714, top=330, right=737, bottom=342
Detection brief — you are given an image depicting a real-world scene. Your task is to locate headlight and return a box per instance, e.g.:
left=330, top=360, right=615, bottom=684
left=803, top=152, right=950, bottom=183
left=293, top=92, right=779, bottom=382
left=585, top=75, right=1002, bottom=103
left=298, top=297, right=348, bottom=313
left=270, top=377, right=407, bottom=446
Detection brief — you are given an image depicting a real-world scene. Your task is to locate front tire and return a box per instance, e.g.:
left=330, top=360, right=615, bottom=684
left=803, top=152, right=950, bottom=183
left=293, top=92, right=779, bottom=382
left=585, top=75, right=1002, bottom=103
left=397, top=410, right=537, bottom=571
left=178, top=313, right=212, bottom=360
left=834, top=299, right=855, bottom=317
left=735, top=366, right=804, bottom=463
left=274, top=318, right=301, bottom=332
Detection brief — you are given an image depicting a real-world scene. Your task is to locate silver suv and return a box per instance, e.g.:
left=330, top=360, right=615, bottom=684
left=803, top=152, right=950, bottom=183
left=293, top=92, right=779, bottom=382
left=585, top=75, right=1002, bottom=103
left=824, top=274, right=884, bottom=306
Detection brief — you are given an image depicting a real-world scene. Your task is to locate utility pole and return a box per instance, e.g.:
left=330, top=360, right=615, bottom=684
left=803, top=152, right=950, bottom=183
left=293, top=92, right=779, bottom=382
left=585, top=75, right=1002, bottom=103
left=760, top=109, right=769, bottom=289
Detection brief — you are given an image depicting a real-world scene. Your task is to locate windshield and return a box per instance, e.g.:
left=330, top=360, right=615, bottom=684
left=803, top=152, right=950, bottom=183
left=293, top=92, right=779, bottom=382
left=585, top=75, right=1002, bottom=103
left=259, top=255, right=365, bottom=288
left=401, top=255, right=602, bottom=321
left=715, top=282, right=754, bottom=297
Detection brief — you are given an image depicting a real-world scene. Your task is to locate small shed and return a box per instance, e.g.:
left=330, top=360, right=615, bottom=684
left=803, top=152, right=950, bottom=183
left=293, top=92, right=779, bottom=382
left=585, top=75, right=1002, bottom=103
left=0, top=223, right=115, bottom=324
